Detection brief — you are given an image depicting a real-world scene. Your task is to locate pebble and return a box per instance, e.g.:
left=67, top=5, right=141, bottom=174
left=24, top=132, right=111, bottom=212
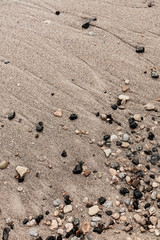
left=63, top=205, right=72, bottom=213
left=124, top=198, right=131, bottom=206
left=104, top=201, right=113, bottom=208
left=29, top=228, right=39, bottom=237
left=0, top=160, right=9, bottom=169
left=54, top=108, right=62, bottom=117
left=73, top=162, right=83, bottom=174
left=136, top=46, right=145, bottom=53
left=112, top=212, right=120, bottom=220
left=149, top=207, right=156, bottom=215
left=150, top=216, right=158, bottom=226
left=98, top=196, right=106, bottom=205
left=91, top=216, right=102, bottom=222
left=134, top=189, right=143, bottom=199
left=133, top=214, right=146, bottom=225
left=119, top=172, right=126, bottom=179
left=134, top=114, right=142, bottom=122
left=155, top=229, right=160, bottom=236
left=4, top=60, right=10, bottom=64
left=53, top=199, right=60, bottom=207
left=110, top=135, right=118, bottom=141
left=71, top=237, right=78, bottom=240
left=27, top=219, right=36, bottom=227
left=8, top=112, right=15, bottom=120
left=17, top=186, right=23, bottom=192
left=109, top=168, right=117, bottom=176
left=81, top=222, right=91, bottom=234
left=16, top=166, right=29, bottom=177
left=151, top=70, right=159, bottom=79
left=103, top=149, right=111, bottom=157
left=88, top=205, right=99, bottom=216
left=157, top=141, right=160, bottom=147
left=72, top=217, right=79, bottom=226
left=36, top=122, right=43, bottom=132
left=69, top=114, right=78, bottom=120
left=120, top=187, right=129, bottom=195
left=144, top=103, right=156, bottom=111
left=65, top=223, right=73, bottom=232
left=122, top=134, right=130, bottom=142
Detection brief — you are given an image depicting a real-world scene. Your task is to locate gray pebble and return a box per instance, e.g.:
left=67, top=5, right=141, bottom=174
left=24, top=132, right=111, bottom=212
left=151, top=191, right=157, bottom=200
left=29, top=228, right=39, bottom=237
left=124, top=198, right=131, bottom=206
left=71, top=237, right=79, bottom=240
left=53, top=198, right=60, bottom=207
left=119, top=172, right=126, bottom=179
left=90, top=222, right=96, bottom=227
left=103, top=201, right=112, bottom=208
left=123, top=134, right=130, bottom=142
left=157, top=141, right=160, bottom=147
left=73, top=217, right=79, bottom=226
left=91, top=216, right=102, bottom=222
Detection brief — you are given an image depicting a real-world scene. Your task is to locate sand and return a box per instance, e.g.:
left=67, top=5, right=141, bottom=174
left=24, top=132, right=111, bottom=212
left=0, top=0, right=160, bottom=239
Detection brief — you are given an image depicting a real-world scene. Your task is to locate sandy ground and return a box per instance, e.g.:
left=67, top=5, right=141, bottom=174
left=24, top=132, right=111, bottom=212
left=0, top=0, right=160, bottom=239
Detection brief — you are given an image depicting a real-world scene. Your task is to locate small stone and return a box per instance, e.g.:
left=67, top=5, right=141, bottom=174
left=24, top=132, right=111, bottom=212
left=73, top=162, right=83, bottom=174
left=148, top=132, right=155, bottom=140
left=112, top=212, right=120, bottom=220
left=125, top=224, right=133, bottom=232
left=103, top=149, right=111, bottom=157
left=88, top=205, right=99, bottom=216
left=53, top=199, right=60, bottom=207
left=134, top=114, right=142, bottom=122
left=71, top=237, right=78, bottom=240
left=136, top=46, right=145, bottom=53
left=54, top=109, right=62, bottom=117
left=55, top=10, right=60, bottom=15
left=63, top=205, right=72, bottom=213
left=69, top=114, right=78, bottom=120
left=27, top=219, right=36, bottom=227
left=134, top=189, right=143, bottom=199
left=109, top=168, right=117, bottom=176
left=118, top=95, right=130, bottom=104
left=122, top=86, right=130, bottom=92
left=152, top=182, right=159, bottom=188
left=50, top=220, right=58, bottom=230
left=110, top=135, right=118, bottom=141
left=91, top=216, right=102, bottom=222
left=149, top=207, right=156, bottom=215
left=8, top=112, right=15, bottom=120
left=150, top=216, right=157, bottom=226
left=29, top=228, right=39, bottom=237
left=119, top=172, right=126, bottom=179
left=0, top=160, right=9, bottom=169
left=81, top=222, right=91, bottom=234
left=17, top=186, right=23, bottom=192
left=36, top=122, right=43, bottom=132
left=151, top=70, right=159, bottom=79
left=98, top=197, right=106, bottom=205
left=84, top=170, right=91, bottom=177
left=155, top=229, right=160, bottom=236
left=65, top=223, right=73, bottom=232
left=144, top=103, right=156, bottom=111
left=120, top=187, right=129, bottom=195
left=122, top=134, right=130, bottom=142
left=61, top=150, right=67, bottom=157
left=16, top=166, right=29, bottom=177
left=106, top=210, right=112, bottom=216
left=124, top=198, right=131, bottom=206
left=4, top=60, right=10, bottom=64
left=134, top=214, right=146, bottom=225
left=121, top=142, right=130, bottom=148
left=72, top=217, right=79, bottom=226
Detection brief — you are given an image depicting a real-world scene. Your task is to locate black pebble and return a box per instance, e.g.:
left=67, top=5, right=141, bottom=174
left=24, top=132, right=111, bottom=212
left=117, top=99, right=122, bottom=106
left=103, top=135, right=110, bottom=141
left=105, top=210, right=112, bottom=216
left=18, top=176, right=24, bottom=182
left=36, top=237, right=43, bottom=240
left=133, top=200, right=139, bottom=210
left=55, top=11, right=60, bottom=15
left=93, top=224, right=103, bottom=234
left=95, top=112, right=100, bottom=117
left=152, top=147, right=158, bottom=152
left=45, top=210, right=49, bottom=215
left=145, top=164, right=150, bottom=170
left=144, top=150, right=152, bottom=155
left=144, top=203, right=151, bottom=209
left=57, top=236, right=62, bottom=240
left=150, top=153, right=160, bottom=165
left=69, top=114, right=78, bottom=120
left=130, top=122, right=138, bottom=129
left=82, top=21, right=90, bottom=29
left=36, top=122, right=43, bottom=132
left=134, top=189, right=143, bottom=199
left=8, top=112, right=15, bottom=120
left=150, top=174, right=155, bottom=179
left=148, top=2, right=153, bottom=7
left=35, top=214, right=44, bottom=224
left=51, top=93, right=55, bottom=96
left=148, top=132, right=155, bottom=140
left=73, top=162, right=83, bottom=174
left=46, top=237, right=55, bottom=240
left=136, top=46, right=145, bottom=53
left=98, top=197, right=106, bottom=205
left=111, top=104, right=117, bottom=110
left=132, top=158, right=139, bottom=165
left=36, top=172, right=40, bottom=177
left=61, top=150, right=67, bottom=157
left=64, top=195, right=71, bottom=205
left=65, top=231, right=72, bottom=238
left=2, top=227, right=10, bottom=240
left=120, top=187, right=129, bottom=195
left=23, top=218, right=28, bottom=224
left=116, top=140, right=122, bottom=146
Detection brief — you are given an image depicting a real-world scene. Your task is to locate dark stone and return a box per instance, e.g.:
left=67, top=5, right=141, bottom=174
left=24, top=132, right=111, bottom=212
left=129, top=122, right=138, bottom=129
left=145, top=180, right=150, bottom=185
left=2, top=227, right=10, bottom=240
left=136, top=46, right=145, bottom=53
left=150, top=174, right=155, bottom=179
left=110, top=162, right=120, bottom=170
left=35, top=134, right=39, bottom=138
left=4, top=60, right=10, bottom=64
left=51, top=93, right=54, bottom=96
left=145, top=164, right=150, bottom=170
left=157, top=202, right=160, bottom=209
left=146, top=186, right=153, bottom=192
left=8, top=112, right=15, bottom=120
left=73, top=162, right=83, bottom=174
left=128, top=118, right=135, bottom=124
left=151, top=70, right=159, bottom=78
left=111, top=104, right=117, bottom=110
left=18, top=176, right=24, bottom=182
left=65, top=231, right=72, bottom=238
left=36, top=122, right=43, bottom=132
left=150, top=153, right=160, bottom=165
left=148, top=132, right=155, bottom=140
left=82, top=21, right=90, bottom=29
left=35, top=214, right=44, bottom=224
left=136, top=170, right=144, bottom=178
left=36, top=237, right=43, bottom=240
left=133, top=200, right=139, bottom=210
left=64, top=195, right=71, bottom=205
left=61, top=150, right=67, bottom=157
left=46, top=237, right=55, bottom=240
left=120, top=187, right=129, bottom=195
left=148, top=2, right=153, bottom=7
left=116, top=140, right=122, bottom=146
left=117, top=99, right=122, bottom=106
left=105, top=210, right=112, bottom=216
left=98, top=197, right=106, bottom=205
left=105, top=142, right=111, bottom=147
left=95, top=112, right=99, bottom=117
left=55, top=11, right=60, bottom=15
left=103, top=135, right=110, bottom=141
left=144, top=203, right=150, bottom=209
left=45, top=210, right=49, bottom=215
left=93, top=224, right=104, bottom=234
left=134, top=189, right=143, bottom=199
left=57, top=236, right=62, bottom=240
left=132, top=158, right=139, bottom=165
left=69, top=114, right=78, bottom=120
left=144, top=150, right=152, bottom=155
left=36, top=172, right=40, bottom=177
left=23, top=218, right=28, bottom=224
left=152, top=147, right=158, bottom=152
left=58, top=213, right=64, bottom=219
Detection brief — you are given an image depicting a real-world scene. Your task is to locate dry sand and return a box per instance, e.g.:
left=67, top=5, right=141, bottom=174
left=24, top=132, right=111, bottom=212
left=0, top=0, right=160, bottom=239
